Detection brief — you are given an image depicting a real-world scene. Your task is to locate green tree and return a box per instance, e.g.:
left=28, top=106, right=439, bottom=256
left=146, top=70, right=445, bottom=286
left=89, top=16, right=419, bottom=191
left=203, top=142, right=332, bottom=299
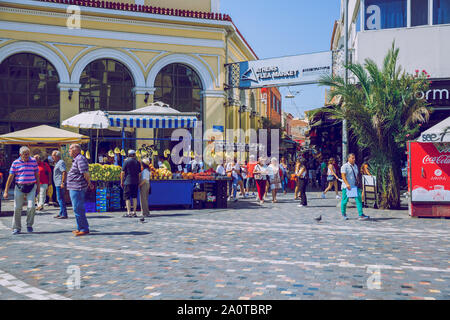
left=317, top=43, right=430, bottom=209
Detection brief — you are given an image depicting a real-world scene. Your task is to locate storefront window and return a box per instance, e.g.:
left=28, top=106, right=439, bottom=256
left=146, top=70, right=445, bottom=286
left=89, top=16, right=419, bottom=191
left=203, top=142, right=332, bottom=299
left=365, top=0, right=407, bottom=30
left=411, top=0, right=429, bottom=26
left=433, top=0, right=450, bottom=25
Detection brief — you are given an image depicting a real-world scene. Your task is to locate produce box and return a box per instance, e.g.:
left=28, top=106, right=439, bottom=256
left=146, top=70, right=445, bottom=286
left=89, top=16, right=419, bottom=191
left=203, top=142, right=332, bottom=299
left=193, top=191, right=206, bottom=201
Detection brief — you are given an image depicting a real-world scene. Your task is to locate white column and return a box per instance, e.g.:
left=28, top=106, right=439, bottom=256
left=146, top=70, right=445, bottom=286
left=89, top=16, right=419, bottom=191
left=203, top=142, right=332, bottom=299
left=407, top=0, right=411, bottom=27
left=429, top=0, right=433, bottom=25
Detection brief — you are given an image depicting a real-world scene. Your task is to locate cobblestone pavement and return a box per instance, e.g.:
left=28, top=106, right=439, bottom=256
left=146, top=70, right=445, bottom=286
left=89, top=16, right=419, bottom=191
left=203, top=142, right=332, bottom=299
left=0, top=192, right=449, bottom=300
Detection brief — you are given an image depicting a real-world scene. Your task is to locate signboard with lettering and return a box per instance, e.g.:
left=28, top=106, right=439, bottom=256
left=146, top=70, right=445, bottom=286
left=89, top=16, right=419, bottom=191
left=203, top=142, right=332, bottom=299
left=228, top=51, right=332, bottom=89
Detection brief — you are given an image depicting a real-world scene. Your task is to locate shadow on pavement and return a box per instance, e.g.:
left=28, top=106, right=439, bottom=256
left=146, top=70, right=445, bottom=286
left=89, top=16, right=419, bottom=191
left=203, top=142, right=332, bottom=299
left=88, top=231, right=150, bottom=236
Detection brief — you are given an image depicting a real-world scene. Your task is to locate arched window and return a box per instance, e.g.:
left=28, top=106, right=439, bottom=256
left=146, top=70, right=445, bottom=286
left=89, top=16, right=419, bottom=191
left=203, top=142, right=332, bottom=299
left=154, top=63, right=203, bottom=114
left=240, top=89, right=246, bottom=106
left=154, top=63, right=203, bottom=153
left=250, top=92, right=256, bottom=112
left=79, top=59, right=134, bottom=112
left=79, top=59, right=135, bottom=154
left=0, top=53, right=60, bottom=171
left=0, top=53, right=60, bottom=125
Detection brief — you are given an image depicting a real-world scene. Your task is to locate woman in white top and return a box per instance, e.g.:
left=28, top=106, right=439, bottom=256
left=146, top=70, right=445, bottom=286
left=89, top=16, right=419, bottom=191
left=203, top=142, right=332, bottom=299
left=139, top=158, right=151, bottom=217
left=297, top=159, right=308, bottom=207
left=268, top=157, right=282, bottom=203
left=253, top=157, right=269, bottom=205
left=322, top=157, right=340, bottom=199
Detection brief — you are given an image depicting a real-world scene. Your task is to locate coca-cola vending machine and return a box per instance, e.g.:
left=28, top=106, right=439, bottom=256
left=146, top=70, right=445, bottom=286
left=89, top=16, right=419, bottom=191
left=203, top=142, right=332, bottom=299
left=407, top=117, right=450, bottom=217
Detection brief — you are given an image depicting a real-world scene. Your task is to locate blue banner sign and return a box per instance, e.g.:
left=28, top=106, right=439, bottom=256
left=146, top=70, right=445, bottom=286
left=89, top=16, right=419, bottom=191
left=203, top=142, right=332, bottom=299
left=228, top=51, right=332, bottom=89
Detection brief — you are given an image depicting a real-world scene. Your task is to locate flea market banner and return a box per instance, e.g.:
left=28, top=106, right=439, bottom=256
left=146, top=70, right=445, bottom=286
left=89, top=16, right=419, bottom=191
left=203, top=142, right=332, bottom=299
left=228, top=51, right=332, bottom=89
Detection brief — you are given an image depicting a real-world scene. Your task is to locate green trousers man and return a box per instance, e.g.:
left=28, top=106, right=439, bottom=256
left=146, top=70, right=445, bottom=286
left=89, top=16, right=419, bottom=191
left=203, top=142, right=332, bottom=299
left=341, top=188, right=364, bottom=217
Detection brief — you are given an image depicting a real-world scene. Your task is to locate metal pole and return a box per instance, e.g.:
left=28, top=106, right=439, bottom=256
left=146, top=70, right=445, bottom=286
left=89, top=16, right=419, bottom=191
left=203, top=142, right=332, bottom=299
left=342, top=0, right=349, bottom=165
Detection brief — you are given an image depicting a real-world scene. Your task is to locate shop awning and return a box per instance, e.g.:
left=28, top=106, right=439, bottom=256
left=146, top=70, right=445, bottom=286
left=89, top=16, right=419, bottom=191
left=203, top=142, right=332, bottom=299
left=107, top=102, right=199, bottom=129
left=0, top=125, right=89, bottom=145
left=417, top=116, right=450, bottom=143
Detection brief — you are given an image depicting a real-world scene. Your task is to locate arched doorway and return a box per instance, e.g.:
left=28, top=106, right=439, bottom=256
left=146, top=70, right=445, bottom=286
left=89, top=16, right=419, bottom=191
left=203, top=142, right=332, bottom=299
left=0, top=53, right=60, bottom=175
left=79, top=58, right=135, bottom=160
left=153, top=63, right=203, bottom=158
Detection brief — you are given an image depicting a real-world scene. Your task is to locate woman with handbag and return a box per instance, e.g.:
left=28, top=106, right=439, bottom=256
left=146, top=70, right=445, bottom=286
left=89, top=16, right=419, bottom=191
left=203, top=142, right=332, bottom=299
left=268, top=157, right=282, bottom=203
left=139, top=158, right=151, bottom=217
left=294, top=158, right=301, bottom=200
left=253, top=157, right=268, bottom=205
left=322, top=157, right=340, bottom=199
left=297, top=159, right=308, bottom=207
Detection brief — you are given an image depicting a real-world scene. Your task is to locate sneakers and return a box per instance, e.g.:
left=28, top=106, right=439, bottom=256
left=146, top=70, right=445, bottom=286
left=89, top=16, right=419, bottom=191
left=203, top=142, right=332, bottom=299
left=336, top=195, right=341, bottom=199
left=12, top=229, right=20, bottom=235
left=321, top=193, right=326, bottom=199
left=27, top=227, right=33, bottom=233
left=298, top=204, right=306, bottom=207
left=359, top=214, right=370, bottom=221
left=74, top=231, right=89, bottom=237
left=342, top=215, right=349, bottom=220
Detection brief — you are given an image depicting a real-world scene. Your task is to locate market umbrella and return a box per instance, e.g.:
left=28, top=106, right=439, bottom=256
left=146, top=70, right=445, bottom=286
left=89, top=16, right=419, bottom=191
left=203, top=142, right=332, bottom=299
left=417, top=116, right=450, bottom=143
left=62, top=110, right=111, bottom=163
left=0, top=125, right=89, bottom=145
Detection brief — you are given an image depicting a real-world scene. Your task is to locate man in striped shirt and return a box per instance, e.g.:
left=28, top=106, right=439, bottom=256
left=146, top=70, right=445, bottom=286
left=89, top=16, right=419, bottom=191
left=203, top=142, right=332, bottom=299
left=3, top=146, right=40, bottom=235
left=67, top=144, right=93, bottom=236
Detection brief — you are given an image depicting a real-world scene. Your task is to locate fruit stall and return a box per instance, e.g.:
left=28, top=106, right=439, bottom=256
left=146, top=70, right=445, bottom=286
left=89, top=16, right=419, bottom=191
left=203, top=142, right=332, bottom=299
left=137, top=167, right=230, bottom=210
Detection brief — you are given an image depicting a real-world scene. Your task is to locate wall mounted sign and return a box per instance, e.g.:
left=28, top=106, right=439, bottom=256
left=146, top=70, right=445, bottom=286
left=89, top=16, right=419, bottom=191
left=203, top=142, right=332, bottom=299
left=228, top=51, right=332, bottom=89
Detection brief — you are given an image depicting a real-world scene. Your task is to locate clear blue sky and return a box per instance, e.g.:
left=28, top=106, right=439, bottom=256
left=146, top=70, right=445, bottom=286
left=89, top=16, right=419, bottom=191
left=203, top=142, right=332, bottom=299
left=220, top=0, right=341, bottom=118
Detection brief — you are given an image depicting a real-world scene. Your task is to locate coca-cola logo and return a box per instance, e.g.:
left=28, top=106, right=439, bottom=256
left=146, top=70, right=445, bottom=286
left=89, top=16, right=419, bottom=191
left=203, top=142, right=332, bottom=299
left=422, top=155, right=450, bottom=164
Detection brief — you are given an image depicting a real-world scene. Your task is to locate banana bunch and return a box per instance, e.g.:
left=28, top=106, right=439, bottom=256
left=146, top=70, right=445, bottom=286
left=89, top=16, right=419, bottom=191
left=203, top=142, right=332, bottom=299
left=89, top=164, right=122, bottom=181
left=156, top=168, right=172, bottom=180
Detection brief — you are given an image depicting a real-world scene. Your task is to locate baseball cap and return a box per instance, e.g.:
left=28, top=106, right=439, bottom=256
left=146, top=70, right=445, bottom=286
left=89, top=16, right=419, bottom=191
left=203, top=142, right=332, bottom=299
left=128, top=149, right=136, bottom=155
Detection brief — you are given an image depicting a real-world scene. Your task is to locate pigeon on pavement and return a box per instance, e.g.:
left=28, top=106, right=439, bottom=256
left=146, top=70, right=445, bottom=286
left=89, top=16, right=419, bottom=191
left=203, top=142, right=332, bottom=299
left=314, top=215, right=322, bottom=222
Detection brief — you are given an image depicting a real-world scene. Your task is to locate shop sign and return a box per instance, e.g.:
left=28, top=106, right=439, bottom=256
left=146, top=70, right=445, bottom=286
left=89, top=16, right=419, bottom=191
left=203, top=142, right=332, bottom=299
left=417, top=80, right=450, bottom=109
left=228, top=51, right=332, bottom=89
left=214, top=142, right=266, bottom=152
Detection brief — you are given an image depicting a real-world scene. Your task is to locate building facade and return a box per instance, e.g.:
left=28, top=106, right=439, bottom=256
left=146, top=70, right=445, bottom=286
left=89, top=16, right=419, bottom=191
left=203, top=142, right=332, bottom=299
left=0, top=0, right=265, bottom=172
left=332, top=0, right=449, bottom=129
left=261, top=86, right=282, bottom=127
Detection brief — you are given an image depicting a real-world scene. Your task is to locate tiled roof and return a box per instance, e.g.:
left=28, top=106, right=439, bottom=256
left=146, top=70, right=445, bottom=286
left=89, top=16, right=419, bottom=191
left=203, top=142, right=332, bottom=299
left=38, top=0, right=232, bottom=21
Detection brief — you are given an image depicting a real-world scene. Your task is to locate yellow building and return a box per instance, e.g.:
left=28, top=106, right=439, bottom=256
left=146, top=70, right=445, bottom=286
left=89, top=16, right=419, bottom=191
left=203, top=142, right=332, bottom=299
left=0, top=0, right=264, bottom=169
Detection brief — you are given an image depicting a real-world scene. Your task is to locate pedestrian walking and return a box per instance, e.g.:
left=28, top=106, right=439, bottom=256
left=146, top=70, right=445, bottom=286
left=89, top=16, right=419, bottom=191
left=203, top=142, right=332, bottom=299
left=139, top=158, right=151, bottom=217
left=3, top=146, right=40, bottom=234
left=121, top=149, right=141, bottom=218
left=246, top=155, right=257, bottom=196
left=360, top=156, right=372, bottom=204
left=34, top=154, right=52, bottom=212
left=297, top=159, right=308, bottom=207
left=320, top=158, right=327, bottom=191
left=294, top=158, right=301, bottom=200
left=322, top=158, right=340, bottom=199
left=280, top=157, right=289, bottom=195
left=268, top=157, right=282, bottom=203
left=67, top=144, right=93, bottom=236
left=51, top=150, right=68, bottom=219
left=253, top=157, right=269, bottom=205
left=340, top=153, right=370, bottom=220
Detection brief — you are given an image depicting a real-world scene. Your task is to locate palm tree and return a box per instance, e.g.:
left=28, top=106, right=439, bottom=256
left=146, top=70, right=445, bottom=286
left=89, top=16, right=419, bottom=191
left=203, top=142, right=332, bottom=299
left=317, top=42, right=430, bottom=209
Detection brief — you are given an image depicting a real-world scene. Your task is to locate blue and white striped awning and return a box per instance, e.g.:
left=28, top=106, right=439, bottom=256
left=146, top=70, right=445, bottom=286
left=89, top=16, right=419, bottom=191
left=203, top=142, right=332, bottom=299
left=108, top=115, right=198, bottom=129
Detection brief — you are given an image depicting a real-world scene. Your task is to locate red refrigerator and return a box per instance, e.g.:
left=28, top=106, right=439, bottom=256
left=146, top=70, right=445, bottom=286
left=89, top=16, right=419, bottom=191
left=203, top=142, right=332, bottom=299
left=407, top=138, right=450, bottom=217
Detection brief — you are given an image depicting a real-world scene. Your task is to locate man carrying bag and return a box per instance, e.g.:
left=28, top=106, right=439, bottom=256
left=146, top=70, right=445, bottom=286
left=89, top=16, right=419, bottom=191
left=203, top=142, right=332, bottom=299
left=340, top=153, right=370, bottom=221
left=3, top=146, right=40, bottom=234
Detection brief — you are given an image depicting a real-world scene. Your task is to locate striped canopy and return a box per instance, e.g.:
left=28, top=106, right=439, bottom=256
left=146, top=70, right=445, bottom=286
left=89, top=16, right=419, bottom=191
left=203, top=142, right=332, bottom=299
left=107, top=102, right=198, bottom=129
left=108, top=115, right=198, bottom=129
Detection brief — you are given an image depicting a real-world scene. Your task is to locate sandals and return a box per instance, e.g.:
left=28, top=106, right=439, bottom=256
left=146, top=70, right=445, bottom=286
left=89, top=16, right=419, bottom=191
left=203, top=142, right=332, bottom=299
left=122, top=213, right=131, bottom=218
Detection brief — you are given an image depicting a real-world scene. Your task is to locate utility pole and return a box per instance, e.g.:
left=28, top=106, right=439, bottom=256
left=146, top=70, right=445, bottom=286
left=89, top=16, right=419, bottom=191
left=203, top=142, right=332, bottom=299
left=342, top=0, right=349, bottom=164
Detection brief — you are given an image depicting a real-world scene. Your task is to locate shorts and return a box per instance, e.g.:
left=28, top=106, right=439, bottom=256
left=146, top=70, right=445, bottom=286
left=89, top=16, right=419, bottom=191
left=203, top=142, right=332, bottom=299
left=123, top=184, right=138, bottom=200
